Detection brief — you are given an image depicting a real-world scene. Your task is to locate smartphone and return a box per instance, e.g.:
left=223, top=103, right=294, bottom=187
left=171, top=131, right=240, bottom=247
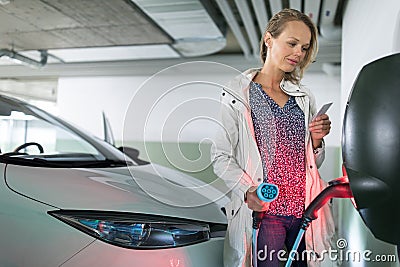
left=312, top=102, right=333, bottom=121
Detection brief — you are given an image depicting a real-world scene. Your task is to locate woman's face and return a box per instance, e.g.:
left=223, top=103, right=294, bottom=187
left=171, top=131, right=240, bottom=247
left=266, top=20, right=311, bottom=73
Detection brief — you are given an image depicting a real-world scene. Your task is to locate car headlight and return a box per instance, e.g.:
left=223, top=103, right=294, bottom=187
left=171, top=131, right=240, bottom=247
left=49, top=210, right=216, bottom=249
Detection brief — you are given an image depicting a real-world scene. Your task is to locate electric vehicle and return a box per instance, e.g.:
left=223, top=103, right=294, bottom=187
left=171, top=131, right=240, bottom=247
left=0, top=94, right=228, bottom=267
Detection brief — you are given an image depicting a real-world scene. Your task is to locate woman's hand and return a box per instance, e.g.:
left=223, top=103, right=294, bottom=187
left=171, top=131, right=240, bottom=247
left=309, top=114, right=331, bottom=149
left=245, top=186, right=270, bottom=212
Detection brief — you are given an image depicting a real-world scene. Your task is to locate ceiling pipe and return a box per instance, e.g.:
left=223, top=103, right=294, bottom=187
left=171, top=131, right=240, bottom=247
left=319, top=0, right=342, bottom=41
left=131, top=0, right=226, bottom=58
left=234, top=0, right=260, bottom=57
left=289, top=0, right=302, bottom=12
left=269, top=0, right=282, bottom=16
left=251, top=0, right=269, bottom=36
left=303, top=0, right=321, bottom=25
left=215, top=0, right=251, bottom=57
left=0, top=49, right=48, bottom=68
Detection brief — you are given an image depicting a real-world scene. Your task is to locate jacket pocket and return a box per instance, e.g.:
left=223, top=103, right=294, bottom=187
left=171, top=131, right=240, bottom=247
left=225, top=197, right=242, bottom=220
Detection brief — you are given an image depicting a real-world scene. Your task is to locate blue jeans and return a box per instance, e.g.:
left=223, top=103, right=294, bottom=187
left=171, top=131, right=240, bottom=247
left=257, top=214, right=307, bottom=267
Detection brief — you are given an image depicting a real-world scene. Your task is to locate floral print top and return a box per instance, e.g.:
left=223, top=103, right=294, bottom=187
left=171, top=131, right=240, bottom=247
left=250, top=81, right=306, bottom=218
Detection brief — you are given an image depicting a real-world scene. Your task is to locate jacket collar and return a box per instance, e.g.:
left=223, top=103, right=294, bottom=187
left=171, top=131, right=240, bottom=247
left=223, top=68, right=308, bottom=110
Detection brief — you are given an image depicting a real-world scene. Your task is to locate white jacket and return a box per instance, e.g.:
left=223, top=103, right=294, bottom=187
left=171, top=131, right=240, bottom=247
left=211, top=69, right=335, bottom=267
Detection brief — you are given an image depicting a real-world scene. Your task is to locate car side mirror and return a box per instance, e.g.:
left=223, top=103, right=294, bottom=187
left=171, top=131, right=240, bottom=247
left=118, top=146, right=149, bottom=165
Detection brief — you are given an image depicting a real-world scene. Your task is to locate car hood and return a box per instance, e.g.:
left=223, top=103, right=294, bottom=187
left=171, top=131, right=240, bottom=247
left=4, top=163, right=229, bottom=224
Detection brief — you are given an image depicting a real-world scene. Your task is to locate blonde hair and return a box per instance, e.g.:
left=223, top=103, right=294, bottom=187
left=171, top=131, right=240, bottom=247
left=260, top=8, right=318, bottom=84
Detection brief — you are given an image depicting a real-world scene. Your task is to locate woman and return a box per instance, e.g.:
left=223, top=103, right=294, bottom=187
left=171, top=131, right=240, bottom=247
left=211, top=9, right=335, bottom=267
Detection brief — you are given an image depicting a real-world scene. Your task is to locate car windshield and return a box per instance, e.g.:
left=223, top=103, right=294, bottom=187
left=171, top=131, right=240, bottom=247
left=0, top=95, right=132, bottom=168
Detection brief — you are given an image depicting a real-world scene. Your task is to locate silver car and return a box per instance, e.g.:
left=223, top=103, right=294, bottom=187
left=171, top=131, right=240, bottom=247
left=0, top=94, right=227, bottom=267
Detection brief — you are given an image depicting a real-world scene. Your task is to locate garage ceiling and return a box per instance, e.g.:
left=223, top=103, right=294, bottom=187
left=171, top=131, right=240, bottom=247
left=0, top=0, right=171, bottom=49
left=0, top=0, right=346, bottom=77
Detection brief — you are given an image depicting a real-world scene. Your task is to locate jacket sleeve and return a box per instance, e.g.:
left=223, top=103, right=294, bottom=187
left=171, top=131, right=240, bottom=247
left=314, top=140, right=325, bottom=168
left=210, top=90, right=255, bottom=200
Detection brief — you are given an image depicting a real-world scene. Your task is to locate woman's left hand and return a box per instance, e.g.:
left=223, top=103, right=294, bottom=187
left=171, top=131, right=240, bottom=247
left=309, top=114, right=331, bottom=149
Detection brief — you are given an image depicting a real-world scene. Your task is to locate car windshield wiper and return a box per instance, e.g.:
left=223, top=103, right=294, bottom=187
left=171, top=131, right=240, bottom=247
left=62, top=158, right=134, bottom=168
left=0, top=155, right=133, bottom=168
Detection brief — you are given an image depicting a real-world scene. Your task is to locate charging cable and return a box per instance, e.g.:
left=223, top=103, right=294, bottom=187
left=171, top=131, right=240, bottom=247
left=285, top=179, right=352, bottom=267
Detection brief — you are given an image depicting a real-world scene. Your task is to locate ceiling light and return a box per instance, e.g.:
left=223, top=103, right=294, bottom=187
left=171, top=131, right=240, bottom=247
left=47, top=45, right=180, bottom=62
